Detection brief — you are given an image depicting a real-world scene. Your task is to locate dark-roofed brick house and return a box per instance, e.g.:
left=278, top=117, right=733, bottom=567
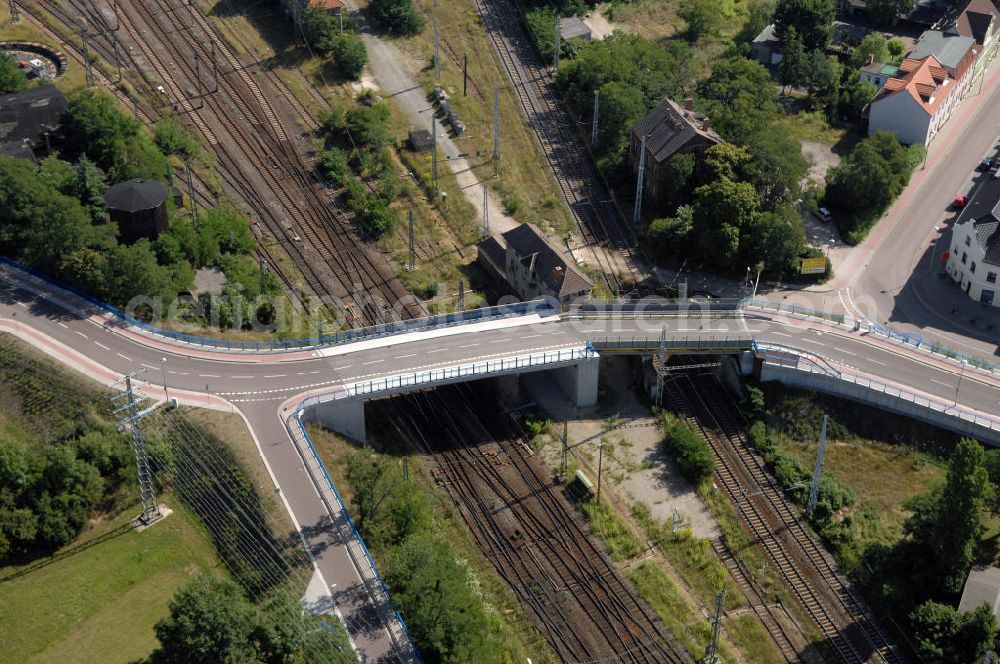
left=477, top=223, right=593, bottom=303
left=104, top=179, right=170, bottom=245
left=628, top=98, right=722, bottom=208
left=946, top=170, right=1000, bottom=307
left=0, top=84, right=67, bottom=159
left=953, top=0, right=1000, bottom=75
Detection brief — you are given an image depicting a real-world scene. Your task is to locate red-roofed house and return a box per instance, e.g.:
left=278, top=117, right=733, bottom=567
left=867, top=48, right=975, bottom=145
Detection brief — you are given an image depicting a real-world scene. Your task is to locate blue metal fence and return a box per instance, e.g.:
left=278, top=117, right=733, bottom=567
left=1, top=256, right=555, bottom=352
left=291, top=406, right=423, bottom=663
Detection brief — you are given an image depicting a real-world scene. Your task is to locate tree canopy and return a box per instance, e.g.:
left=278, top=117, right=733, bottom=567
left=773, top=0, right=835, bottom=51
left=0, top=55, right=27, bottom=95
left=696, top=57, right=778, bottom=143
left=369, top=0, right=425, bottom=36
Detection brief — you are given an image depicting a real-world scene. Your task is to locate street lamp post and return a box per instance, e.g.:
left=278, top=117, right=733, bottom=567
left=596, top=442, right=605, bottom=501
left=954, top=359, right=967, bottom=408
left=160, top=357, right=170, bottom=403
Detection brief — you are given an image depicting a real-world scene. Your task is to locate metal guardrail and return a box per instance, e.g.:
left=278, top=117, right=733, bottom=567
left=568, top=298, right=745, bottom=317
left=592, top=335, right=754, bottom=353
left=0, top=257, right=556, bottom=353
left=757, top=344, right=1000, bottom=436
left=289, top=409, right=423, bottom=664
left=744, top=297, right=851, bottom=327
left=300, top=345, right=596, bottom=409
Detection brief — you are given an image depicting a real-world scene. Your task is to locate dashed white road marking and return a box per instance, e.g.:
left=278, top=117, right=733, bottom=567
left=74, top=330, right=87, bottom=339
left=56, top=322, right=68, bottom=328
left=200, top=373, right=221, bottom=378
left=362, top=359, right=384, bottom=365
left=931, top=378, right=952, bottom=388
left=521, top=334, right=541, bottom=339
left=427, top=348, right=447, bottom=353
left=16, top=301, right=26, bottom=307
left=458, top=343, right=479, bottom=348
left=838, top=349, right=857, bottom=357
left=395, top=354, right=417, bottom=359
left=332, top=366, right=350, bottom=371
left=232, top=375, right=254, bottom=379
left=142, top=363, right=157, bottom=370
left=94, top=341, right=110, bottom=351
left=771, top=331, right=792, bottom=337
left=264, top=374, right=287, bottom=378
left=868, top=359, right=887, bottom=366
left=116, top=352, right=132, bottom=361
left=801, top=339, right=826, bottom=347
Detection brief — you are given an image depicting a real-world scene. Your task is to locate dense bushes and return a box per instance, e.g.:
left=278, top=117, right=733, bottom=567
left=345, top=452, right=503, bottom=663
left=318, top=102, right=399, bottom=237
left=368, top=0, right=425, bottom=36
left=660, top=413, right=714, bottom=484
left=824, top=131, right=923, bottom=243
left=0, top=55, right=27, bottom=95
left=301, top=7, right=367, bottom=80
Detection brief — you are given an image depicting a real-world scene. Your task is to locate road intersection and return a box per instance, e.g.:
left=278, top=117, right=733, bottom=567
left=4, top=261, right=1000, bottom=660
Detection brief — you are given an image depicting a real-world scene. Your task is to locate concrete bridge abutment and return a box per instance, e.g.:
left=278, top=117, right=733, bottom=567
left=306, top=397, right=367, bottom=443
left=551, top=355, right=600, bottom=408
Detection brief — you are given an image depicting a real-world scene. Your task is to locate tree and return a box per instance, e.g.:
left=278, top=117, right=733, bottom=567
left=773, top=0, right=834, bottom=51
left=746, top=124, right=809, bottom=209
left=657, top=152, right=695, bottom=212
left=101, top=240, right=179, bottom=305
left=330, top=34, right=367, bottom=80
left=151, top=576, right=261, bottom=664
left=369, top=0, right=425, bottom=36
left=154, top=117, right=198, bottom=157
left=302, top=6, right=340, bottom=55
left=838, top=78, right=878, bottom=121
left=932, top=438, right=990, bottom=594
left=72, top=155, right=109, bottom=223
left=851, top=32, right=890, bottom=68
left=801, top=50, right=841, bottom=106
left=386, top=535, right=503, bottom=662
left=779, top=27, right=807, bottom=91
left=741, top=205, right=806, bottom=275
left=61, top=90, right=140, bottom=171
left=0, top=55, right=27, bottom=95
left=909, top=600, right=996, bottom=664
left=696, top=57, right=778, bottom=143
left=594, top=81, right=646, bottom=153
left=866, top=0, right=916, bottom=26
left=734, top=0, right=778, bottom=51
left=646, top=204, right=694, bottom=260
left=661, top=413, right=715, bottom=483
left=692, top=177, right=760, bottom=259
left=679, top=0, right=722, bottom=40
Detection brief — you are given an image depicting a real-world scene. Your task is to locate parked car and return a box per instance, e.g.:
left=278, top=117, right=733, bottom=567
left=813, top=207, right=833, bottom=223
left=980, top=158, right=993, bottom=171
left=954, top=194, right=968, bottom=209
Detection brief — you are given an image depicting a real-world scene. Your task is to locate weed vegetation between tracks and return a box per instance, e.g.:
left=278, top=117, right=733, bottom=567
left=307, top=425, right=553, bottom=663
left=748, top=382, right=1000, bottom=660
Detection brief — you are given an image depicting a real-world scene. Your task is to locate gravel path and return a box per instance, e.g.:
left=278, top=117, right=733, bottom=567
left=342, top=0, right=516, bottom=233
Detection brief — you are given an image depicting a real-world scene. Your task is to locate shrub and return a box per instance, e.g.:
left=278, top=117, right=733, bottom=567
left=154, top=116, right=198, bottom=157
left=330, top=33, right=367, bottom=81
left=369, top=0, right=425, bottom=36
left=661, top=413, right=715, bottom=484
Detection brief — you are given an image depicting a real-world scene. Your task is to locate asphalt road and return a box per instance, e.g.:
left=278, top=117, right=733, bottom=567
left=813, top=54, right=1000, bottom=362
left=4, top=267, right=1000, bottom=661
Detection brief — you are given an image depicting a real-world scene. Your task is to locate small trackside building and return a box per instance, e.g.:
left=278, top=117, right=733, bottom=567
left=946, top=170, right=1000, bottom=307
left=476, top=223, right=593, bottom=304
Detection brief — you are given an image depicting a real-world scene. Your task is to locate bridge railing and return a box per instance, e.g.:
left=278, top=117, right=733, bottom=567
left=592, top=335, right=754, bottom=353
left=757, top=344, right=1000, bottom=436
left=1, top=256, right=555, bottom=352
left=567, top=298, right=746, bottom=317
left=299, top=345, right=596, bottom=410
left=289, top=409, right=423, bottom=663
left=743, top=297, right=853, bottom=328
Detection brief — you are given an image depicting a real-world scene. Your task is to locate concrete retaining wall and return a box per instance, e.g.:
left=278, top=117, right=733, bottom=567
left=761, top=364, right=1000, bottom=445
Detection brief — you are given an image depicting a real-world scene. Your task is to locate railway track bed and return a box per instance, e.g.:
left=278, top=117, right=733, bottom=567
left=375, top=385, right=690, bottom=664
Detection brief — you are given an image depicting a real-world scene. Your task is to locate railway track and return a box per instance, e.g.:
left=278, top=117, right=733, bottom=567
left=664, top=372, right=902, bottom=664
left=39, top=0, right=422, bottom=327
left=471, top=0, right=646, bottom=294
left=379, top=386, right=689, bottom=663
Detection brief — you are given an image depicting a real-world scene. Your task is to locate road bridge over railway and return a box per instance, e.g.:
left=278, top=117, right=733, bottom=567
left=4, top=260, right=1000, bottom=662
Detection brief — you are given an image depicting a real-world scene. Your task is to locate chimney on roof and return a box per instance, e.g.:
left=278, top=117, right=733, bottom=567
left=867, top=53, right=875, bottom=66
left=701, top=118, right=710, bottom=132
left=684, top=98, right=694, bottom=112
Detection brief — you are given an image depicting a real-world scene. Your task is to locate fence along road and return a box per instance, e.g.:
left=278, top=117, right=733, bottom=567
left=4, top=266, right=1000, bottom=660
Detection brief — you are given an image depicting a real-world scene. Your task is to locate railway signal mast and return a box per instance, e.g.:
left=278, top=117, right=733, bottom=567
left=591, top=90, right=599, bottom=147
left=701, top=589, right=726, bottom=664
left=632, top=134, right=648, bottom=226
left=806, top=415, right=828, bottom=518
left=431, top=117, right=439, bottom=201
left=407, top=209, right=415, bottom=270
left=492, top=87, right=500, bottom=177
left=433, top=16, right=441, bottom=83
left=482, top=183, right=489, bottom=235
left=80, top=23, right=96, bottom=88
left=553, top=17, right=561, bottom=68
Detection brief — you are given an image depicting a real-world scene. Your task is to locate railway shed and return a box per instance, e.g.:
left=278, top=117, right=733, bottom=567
left=0, top=84, right=66, bottom=159
left=104, top=179, right=170, bottom=245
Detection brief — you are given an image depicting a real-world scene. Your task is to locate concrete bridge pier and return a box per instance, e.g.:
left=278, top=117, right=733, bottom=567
left=307, top=398, right=367, bottom=443
left=551, top=356, right=599, bottom=408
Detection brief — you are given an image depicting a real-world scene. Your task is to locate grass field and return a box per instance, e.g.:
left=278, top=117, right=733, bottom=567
left=0, top=499, right=222, bottom=664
